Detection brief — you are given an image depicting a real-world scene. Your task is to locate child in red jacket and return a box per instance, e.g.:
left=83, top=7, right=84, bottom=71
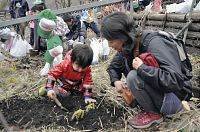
left=45, top=44, right=96, bottom=104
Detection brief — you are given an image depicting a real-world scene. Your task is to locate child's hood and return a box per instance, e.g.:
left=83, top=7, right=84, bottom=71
left=64, top=50, right=72, bottom=62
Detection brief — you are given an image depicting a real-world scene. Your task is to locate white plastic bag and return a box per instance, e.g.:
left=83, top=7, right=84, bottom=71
left=10, top=35, right=33, bottom=58
left=99, top=38, right=110, bottom=56
left=1, top=35, right=15, bottom=51
left=90, top=37, right=100, bottom=64
left=194, top=1, right=200, bottom=11
left=166, top=0, right=193, bottom=13
left=0, top=53, right=7, bottom=61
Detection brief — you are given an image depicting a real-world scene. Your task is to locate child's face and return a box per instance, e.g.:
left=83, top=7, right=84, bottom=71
left=66, top=19, right=73, bottom=27
left=72, top=62, right=86, bottom=72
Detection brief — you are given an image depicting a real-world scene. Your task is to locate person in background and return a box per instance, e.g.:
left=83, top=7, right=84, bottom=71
left=33, top=0, right=46, bottom=9
left=9, top=0, right=29, bottom=36
left=63, top=14, right=87, bottom=50
left=27, top=4, right=46, bottom=46
left=81, top=8, right=100, bottom=38
left=136, top=0, right=151, bottom=12
left=32, top=0, right=47, bottom=52
left=100, top=12, right=192, bottom=129
left=53, top=15, right=70, bottom=42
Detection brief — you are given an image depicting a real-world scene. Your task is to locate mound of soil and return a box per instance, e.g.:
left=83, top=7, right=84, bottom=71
left=0, top=95, right=125, bottom=131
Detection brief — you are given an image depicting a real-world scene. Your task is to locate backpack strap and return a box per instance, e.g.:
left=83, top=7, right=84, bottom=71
left=142, top=30, right=192, bottom=76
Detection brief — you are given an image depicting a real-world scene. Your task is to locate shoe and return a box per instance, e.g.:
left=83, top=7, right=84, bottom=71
left=128, top=112, right=163, bottom=129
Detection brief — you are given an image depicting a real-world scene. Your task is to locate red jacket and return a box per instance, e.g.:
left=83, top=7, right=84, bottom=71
left=48, top=51, right=93, bottom=97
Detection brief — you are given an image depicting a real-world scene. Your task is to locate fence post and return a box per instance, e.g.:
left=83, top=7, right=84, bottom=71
left=33, top=19, right=39, bottom=50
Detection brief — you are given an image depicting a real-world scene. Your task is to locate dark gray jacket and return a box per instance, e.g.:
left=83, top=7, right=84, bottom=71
left=9, top=0, right=29, bottom=18
left=107, top=30, right=192, bottom=100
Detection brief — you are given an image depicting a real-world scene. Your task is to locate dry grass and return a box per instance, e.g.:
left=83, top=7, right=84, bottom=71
left=0, top=30, right=200, bottom=131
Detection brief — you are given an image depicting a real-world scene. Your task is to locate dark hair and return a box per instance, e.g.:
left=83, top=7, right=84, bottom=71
left=100, top=12, right=136, bottom=44
left=76, top=14, right=81, bottom=21
left=31, top=4, right=47, bottom=12
left=71, top=44, right=93, bottom=68
left=63, top=13, right=73, bottom=22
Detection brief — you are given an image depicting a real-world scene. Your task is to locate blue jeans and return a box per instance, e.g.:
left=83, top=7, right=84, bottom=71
left=83, top=21, right=100, bottom=37
left=126, top=70, right=164, bottom=113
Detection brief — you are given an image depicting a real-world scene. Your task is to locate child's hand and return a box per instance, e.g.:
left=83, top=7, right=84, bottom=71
left=85, top=98, right=96, bottom=104
left=47, top=90, right=56, bottom=99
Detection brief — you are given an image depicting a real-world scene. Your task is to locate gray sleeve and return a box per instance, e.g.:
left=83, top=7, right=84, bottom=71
left=137, top=37, right=184, bottom=93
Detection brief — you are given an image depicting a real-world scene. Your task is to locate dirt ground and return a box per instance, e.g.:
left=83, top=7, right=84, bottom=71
left=0, top=31, right=200, bottom=131
left=0, top=95, right=124, bottom=131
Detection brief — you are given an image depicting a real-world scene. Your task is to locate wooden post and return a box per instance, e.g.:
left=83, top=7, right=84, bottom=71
left=183, top=0, right=196, bottom=43
left=33, top=19, right=39, bottom=50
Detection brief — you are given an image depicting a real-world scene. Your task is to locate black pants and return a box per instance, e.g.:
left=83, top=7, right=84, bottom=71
left=126, top=70, right=164, bottom=113
left=30, top=28, right=34, bottom=46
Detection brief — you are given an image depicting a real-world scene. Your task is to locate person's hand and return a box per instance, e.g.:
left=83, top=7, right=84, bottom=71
left=132, top=57, right=143, bottom=70
left=114, top=81, right=134, bottom=105
left=47, top=90, right=56, bottom=100
left=114, top=81, right=127, bottom=93
left=84, top=98, right=96, bottom=104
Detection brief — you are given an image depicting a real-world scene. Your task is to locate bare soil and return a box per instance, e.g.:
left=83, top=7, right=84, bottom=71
left=0, top=95, right=125, bottom=131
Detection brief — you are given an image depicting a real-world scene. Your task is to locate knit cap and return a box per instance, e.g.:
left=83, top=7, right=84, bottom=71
left=38, top=9, right=57, bottom=39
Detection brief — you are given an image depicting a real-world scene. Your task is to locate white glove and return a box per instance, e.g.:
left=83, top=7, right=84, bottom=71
left=40, top=63, right=51, bottom=76
left=53, top=54, right=63, bottom=66
left=68, top=39, right=74, bottom=45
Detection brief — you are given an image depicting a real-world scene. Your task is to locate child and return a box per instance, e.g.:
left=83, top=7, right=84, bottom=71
left=63, top=14, right=86, bottom=50
left=80, top=8, right=100, bottom=38
left=44, top=44, right=96, bottom=104
left=28, top=5, right=46, bottom=46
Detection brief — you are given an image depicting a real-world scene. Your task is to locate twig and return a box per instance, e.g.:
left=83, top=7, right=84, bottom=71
left=113, top=106, right=115, bottom=116
left=28, top=77, right=45, bottom=92
left=123, top=114, right=128, bottom=132
left=16, top=116, right=24, bottom=124
left=175, top=20, right=192, bottom=38
left=64, top=116, right=69, bottom=125
left=98, top=116, right=104, bottom=129
left=92, top=121, right=97, bottom=126
left=183, top=0, right=196, bottom=43
left=67, top=125, right=76, bottom=130
left=5, top=92, right=9, bottom=109
left=82, top=130, right=93, bottom=132
left=174, top=111, right=197, bottom=131
left=106, top=90, right=135, bottom=116
left=97, top=93, right=106, bottom=109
